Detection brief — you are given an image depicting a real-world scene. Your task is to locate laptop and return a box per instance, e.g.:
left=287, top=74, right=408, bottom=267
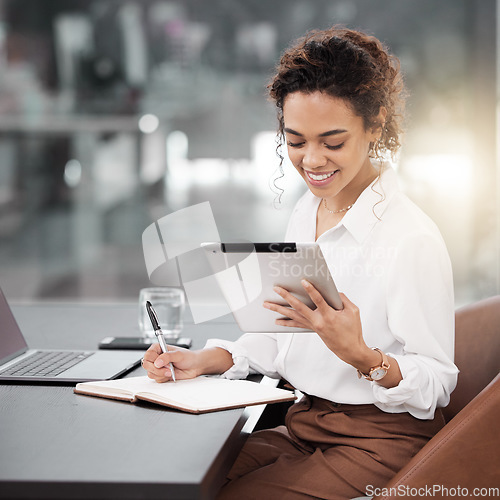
left=0, top=288, right=142, bottom=383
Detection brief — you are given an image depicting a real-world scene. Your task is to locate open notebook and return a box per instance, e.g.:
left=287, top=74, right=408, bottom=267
left=74, top=376, right=296, bottom=414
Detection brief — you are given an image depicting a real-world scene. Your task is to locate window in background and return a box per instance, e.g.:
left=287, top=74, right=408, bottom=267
left=0, top=0, right=497, bottom=306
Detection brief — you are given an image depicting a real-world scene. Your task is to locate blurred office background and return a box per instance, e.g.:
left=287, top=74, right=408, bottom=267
left=0, top=0, right=498, bottom=307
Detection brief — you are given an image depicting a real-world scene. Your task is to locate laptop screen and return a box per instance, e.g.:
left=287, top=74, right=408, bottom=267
left=0, top=288, right=28, bottom=364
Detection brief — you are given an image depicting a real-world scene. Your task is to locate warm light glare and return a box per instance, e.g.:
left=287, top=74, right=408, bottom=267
left=404, top=154, right=473, bottom=193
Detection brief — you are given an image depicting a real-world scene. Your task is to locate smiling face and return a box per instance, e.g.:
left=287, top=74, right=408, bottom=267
left=283, top=91, right=385, bottom=210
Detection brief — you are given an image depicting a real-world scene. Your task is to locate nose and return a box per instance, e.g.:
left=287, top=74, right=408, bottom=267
left=301, top=145, right=327, bottom=169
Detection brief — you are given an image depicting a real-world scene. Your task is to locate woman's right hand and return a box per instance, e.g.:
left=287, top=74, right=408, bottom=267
left=142, top=343, right=201, bottom=383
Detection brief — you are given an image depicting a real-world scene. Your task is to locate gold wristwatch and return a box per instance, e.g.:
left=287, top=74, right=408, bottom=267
left=357, top=348, right=390, bottom=381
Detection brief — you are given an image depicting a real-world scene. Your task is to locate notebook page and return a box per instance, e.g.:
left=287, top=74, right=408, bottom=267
left=141, top=377, right=292, bottom=411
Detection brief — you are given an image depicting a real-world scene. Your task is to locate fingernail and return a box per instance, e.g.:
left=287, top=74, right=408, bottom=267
left=154, top=359, right=164, bottom=368
left=273, top=286, right=281, bottom=294
left=301, top=279, right=309, bottom=287
left=263, top=302, right=270, bottom=309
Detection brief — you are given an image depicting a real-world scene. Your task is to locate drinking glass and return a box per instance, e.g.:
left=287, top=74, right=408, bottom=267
left=138, top=287, right=185, bottom=340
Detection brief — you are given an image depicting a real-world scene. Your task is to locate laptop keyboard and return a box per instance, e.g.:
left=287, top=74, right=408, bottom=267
left=0, top=350, right=94, bottom=377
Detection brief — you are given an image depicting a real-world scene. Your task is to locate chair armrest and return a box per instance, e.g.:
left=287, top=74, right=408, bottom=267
left=374, top=373, right=500, bottom=499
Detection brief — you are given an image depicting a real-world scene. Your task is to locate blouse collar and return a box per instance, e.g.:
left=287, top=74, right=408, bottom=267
left=316, top=161, right=400, bottom=244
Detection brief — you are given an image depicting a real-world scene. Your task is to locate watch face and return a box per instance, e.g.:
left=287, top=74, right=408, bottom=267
left=370, top=368, right=387, bottom=381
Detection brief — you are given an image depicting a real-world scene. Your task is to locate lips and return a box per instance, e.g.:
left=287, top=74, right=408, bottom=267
left=304, top=169, right=339, bottom=187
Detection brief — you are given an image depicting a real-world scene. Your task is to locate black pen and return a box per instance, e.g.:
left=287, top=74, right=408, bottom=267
left=146, top=301, right=176, bottom=382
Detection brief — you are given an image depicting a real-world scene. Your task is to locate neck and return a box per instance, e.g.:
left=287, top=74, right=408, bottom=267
left=323, top=158, right=378, bottom=212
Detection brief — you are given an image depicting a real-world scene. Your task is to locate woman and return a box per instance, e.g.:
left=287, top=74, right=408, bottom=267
left=143, top=27, right=458, bottom=499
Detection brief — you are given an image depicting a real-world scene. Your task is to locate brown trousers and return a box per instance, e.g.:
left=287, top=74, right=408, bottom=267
left=217, top=395, right=445, bottom=500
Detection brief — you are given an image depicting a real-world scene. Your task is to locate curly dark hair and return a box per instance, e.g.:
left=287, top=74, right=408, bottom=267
left=268, top=26, right=406, bottom=161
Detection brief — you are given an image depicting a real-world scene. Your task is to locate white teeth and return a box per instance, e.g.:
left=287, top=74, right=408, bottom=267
left=308, top=171, right=336, bottom=181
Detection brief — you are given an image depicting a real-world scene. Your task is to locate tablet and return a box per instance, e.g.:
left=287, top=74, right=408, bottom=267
left=202, top=242, right=343, bottom=333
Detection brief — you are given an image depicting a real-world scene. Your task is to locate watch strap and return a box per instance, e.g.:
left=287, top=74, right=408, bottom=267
left=357, top=348, right=390, bottom=381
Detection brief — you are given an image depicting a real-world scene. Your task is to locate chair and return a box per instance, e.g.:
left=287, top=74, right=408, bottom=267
left=371, top=296, right=500, bottom=499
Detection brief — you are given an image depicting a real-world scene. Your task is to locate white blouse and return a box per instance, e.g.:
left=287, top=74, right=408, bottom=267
left=205, top=163, right=458, bottom=419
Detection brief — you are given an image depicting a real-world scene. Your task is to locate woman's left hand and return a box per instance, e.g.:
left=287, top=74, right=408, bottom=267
left=263, top=280, right=369, bottom=366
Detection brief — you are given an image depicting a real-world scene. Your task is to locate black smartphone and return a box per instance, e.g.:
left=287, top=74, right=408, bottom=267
left=98, top=336, right=192, bottom=350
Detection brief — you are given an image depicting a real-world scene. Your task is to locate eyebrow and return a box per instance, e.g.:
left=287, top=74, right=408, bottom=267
left=284, top=127, right=348, bottom=138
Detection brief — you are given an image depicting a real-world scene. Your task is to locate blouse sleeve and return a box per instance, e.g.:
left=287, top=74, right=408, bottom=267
left=372, top=232, right=459, bottom=419
left=204, top=333, right=281, bottom=380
